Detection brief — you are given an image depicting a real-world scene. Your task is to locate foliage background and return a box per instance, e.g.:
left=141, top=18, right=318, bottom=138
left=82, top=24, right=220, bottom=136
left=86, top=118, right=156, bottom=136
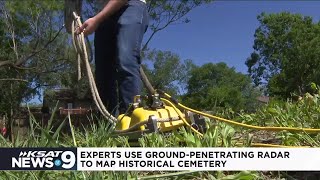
left=1, top=1, right=320, bottom=179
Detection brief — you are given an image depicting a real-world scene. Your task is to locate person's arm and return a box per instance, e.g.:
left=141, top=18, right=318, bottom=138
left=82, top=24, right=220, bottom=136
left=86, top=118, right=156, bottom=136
left=77, top=0, right=128, bottom=36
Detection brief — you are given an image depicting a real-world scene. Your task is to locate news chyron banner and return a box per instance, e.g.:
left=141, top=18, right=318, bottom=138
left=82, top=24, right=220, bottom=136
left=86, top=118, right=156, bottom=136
left=0, top=147, right=320, bottom=171
left=0, top=148, right=77, bottom=170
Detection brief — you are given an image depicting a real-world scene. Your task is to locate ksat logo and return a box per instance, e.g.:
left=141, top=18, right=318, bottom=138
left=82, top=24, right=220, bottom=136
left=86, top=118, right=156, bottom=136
left=12, top=150, right=75, bottom=169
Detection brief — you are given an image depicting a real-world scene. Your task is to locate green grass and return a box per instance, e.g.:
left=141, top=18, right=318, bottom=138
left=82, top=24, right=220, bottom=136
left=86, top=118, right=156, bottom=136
left=1, top=93, right=320, bottom=179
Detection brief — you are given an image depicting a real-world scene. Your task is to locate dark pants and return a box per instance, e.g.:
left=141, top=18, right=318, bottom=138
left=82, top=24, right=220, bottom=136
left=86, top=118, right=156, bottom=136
left=94, top=0, right=149, bottom=116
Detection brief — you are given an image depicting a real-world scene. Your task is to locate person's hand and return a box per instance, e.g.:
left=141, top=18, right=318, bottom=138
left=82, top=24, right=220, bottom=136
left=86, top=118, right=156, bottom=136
left=76, top=17, right=100, bottom=36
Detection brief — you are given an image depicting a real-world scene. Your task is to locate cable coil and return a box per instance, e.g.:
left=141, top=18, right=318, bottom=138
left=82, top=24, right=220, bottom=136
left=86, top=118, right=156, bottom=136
left=72, top=12, right=118, bottom=125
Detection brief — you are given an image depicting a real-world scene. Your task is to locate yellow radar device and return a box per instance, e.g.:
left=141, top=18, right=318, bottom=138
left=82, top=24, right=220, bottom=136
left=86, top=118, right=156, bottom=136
left=114, top=92, right=207, bottom=140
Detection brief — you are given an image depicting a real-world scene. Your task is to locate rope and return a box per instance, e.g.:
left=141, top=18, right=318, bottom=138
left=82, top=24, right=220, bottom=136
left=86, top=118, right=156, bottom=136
left=161, top=92, right=320, bottom=134
left=71, top=12, right=117, bottom=125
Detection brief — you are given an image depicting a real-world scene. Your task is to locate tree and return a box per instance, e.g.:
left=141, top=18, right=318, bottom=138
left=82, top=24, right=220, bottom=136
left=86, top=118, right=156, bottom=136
left=246, top=12, right=320, bottom=98
left=142, top=49, right=195, bottom=96
left=183, top=62, right=261, bottom=112
left=0, top=0, right=77, bottom=116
